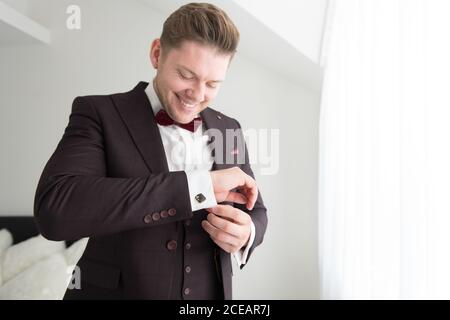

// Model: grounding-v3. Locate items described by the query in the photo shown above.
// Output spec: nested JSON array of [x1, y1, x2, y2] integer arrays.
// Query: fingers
[[242, 185, 258, 211], [211, 167, 259, 209], [206, 205, 251, 226], [201, 220, 240, 248], [224, 191, 247, 205], [206, 212, 241, 238], [214, 239, 237, 254], [202, 206, 252, 253], [236, 168, 258, 210]]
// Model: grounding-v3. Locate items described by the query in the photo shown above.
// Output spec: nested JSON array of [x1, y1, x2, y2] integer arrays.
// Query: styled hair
[[160, 2, 240, 55]]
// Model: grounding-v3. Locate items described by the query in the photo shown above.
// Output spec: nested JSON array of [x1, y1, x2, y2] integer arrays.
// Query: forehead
[[163, 41, 232, 80]]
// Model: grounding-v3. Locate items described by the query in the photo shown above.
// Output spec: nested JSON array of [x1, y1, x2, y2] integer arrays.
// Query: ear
[[150, 39, 162, 69]]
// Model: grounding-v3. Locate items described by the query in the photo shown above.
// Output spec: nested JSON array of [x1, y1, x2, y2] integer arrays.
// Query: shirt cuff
[[185, 170, 217, 212], [233, 221, 256, 266]]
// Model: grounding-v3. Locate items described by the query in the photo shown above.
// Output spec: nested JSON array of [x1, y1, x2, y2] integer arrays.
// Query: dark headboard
[[0, 216, 76, 247]]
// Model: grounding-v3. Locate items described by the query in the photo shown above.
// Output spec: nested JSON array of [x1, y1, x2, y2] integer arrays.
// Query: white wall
[[0, 0, 319, 299], [234, 0, 329, 64], [1, 0, 31, 16]]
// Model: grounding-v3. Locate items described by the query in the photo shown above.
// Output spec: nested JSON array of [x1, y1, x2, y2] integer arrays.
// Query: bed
[[0, 216, 87, 300]]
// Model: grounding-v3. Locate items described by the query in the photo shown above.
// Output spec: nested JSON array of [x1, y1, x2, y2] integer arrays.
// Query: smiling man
[[34, 2, 267, 300]]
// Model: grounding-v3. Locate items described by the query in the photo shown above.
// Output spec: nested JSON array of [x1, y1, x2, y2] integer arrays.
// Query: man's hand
[[210, 167, 258, 210], [201, 205, 252, 254]]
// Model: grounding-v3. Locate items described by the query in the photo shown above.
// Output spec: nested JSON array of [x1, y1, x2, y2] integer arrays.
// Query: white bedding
[[0, 229, 88, 300]]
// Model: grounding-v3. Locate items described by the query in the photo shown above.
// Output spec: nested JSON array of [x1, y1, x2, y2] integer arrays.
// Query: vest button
[[152, 212, 161, 221], [184, 288, 191, 295], [160, 210, 168, 218], [185, 219, 191, 226], [185, 266, 191, 273], [185, 243, 191, 250], [143, 214, 152, 224], [166, 240, 177, 251], [168, 208, 177, 216]]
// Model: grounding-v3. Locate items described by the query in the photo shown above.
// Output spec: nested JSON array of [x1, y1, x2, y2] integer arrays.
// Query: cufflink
[[195, 193, 206, 203]]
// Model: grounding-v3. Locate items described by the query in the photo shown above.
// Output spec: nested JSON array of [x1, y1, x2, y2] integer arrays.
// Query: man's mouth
[[176, 94, 197, 109]]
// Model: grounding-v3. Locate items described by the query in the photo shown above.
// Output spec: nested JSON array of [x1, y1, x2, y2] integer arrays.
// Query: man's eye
[[207, 83, 218, 89], [179, 72, 193, 80]]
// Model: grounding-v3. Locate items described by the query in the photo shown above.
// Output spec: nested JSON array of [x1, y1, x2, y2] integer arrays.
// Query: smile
[[176, 94, 197, 109]]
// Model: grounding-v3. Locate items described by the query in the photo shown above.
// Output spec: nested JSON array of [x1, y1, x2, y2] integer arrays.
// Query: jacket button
[[184, 288, 191, 295], [168, 208, 177, 216], [185, 219, 191, 226], [144, 214, 152, 224], [166, 240, 177, 251], [185, 243, 191, 250], [152, 212, 161, 221], [160, 210, 168, 218], [185, 266, 191, 273]]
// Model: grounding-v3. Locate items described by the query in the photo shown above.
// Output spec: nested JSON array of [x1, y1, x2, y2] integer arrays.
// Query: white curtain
[[319, 0, 450, 299]]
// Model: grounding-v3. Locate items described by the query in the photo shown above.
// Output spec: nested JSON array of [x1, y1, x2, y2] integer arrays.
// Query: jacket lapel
[[112, 81, 169, 174], [112, 81, 232, 174], [200, 107, 229, 171]]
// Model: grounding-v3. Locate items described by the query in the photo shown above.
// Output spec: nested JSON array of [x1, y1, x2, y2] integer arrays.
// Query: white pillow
[[0, 229, 12, 254], [0, 253, 70, 300], [2, 234, 65, 283], [64, 238, 88, 267], [0, 229, 13, 286]]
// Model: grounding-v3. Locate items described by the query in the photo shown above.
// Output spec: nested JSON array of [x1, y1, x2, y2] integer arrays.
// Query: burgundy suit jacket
[[33, 82, 267, 299]]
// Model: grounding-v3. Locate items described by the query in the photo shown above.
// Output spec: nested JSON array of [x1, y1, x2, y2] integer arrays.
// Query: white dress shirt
[[145, 81, 255, 266]]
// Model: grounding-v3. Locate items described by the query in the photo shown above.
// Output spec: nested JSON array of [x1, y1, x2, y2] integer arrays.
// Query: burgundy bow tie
[[154, 109, 202, 133]]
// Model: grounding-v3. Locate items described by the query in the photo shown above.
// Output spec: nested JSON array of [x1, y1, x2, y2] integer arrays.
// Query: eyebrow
[[178, 66, 223, 83]]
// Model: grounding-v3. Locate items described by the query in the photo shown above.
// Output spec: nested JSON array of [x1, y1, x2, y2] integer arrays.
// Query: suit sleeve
[[233, 120, 268, 269], [34, 96, 193, 241]]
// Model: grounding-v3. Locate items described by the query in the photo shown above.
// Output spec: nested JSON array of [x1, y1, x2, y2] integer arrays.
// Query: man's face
[[150, 39, 232, 124]]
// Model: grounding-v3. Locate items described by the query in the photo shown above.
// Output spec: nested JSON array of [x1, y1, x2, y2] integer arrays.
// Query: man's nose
[[186, 83, 205, 102]]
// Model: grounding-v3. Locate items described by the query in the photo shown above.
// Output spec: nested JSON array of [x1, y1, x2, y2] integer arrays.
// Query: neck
[[152, 78, 167, 113]]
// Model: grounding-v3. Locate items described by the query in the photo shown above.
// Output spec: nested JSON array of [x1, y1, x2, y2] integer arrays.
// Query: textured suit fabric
[[34, 82, 267, 299]]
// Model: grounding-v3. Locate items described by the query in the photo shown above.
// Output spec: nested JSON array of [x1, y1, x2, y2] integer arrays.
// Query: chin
[[165, 107, 191, 124], [170, 99, 199, 122]]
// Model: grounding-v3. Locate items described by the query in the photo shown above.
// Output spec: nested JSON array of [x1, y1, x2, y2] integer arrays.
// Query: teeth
[[178, 95, 196, 108]]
